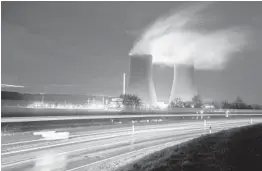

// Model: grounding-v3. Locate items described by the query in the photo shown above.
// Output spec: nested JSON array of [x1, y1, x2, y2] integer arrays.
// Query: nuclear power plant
[[127, 54, 157, 105], [169, 63, 196, 103]]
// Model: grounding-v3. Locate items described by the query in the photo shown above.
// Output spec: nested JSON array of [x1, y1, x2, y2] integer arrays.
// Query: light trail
[[2, 118, 251, 147], [65, 123, 250, 171], [2, 118, 260, 171], [2, 113, 262, 123], [2, 124, 205, 155]]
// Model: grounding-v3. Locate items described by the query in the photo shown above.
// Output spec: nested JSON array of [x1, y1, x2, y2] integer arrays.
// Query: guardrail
[[2, 106, 262, 117], [2, 113, 262, 123]]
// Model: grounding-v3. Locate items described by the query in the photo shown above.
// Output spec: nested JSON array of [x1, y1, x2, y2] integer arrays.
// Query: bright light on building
[[156, 102, 168, 109], [27, 102, 106, 110], [203, 104, 215, 109], [87, 104, 105, 110]]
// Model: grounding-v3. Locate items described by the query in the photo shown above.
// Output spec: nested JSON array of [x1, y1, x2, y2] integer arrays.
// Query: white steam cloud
[[130, 3, 249, 70]]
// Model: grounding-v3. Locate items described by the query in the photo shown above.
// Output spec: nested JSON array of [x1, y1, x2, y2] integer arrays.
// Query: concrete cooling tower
[[169, 63, 197, 103], [127, 54, 157, 105]]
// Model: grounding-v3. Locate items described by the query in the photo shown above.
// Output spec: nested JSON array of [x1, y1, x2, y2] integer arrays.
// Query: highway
[[2, 105, 262, 118], [3, 113, 262, 123], [2, 117, 262, 171]]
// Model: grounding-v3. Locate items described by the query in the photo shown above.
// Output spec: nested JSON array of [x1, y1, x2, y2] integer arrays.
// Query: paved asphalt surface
[[2, 117, 262, 171]]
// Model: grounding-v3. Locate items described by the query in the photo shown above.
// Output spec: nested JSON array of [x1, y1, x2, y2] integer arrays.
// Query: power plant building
[[127, 54, 157, 105], [169, 63, 196, 103]]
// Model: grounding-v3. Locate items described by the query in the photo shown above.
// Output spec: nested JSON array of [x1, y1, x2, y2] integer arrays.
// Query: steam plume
[[130, 3, 249, 70]]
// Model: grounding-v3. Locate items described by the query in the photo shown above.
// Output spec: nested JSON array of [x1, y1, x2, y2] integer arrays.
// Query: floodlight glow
[[26, 102, 107, 110], [156, 102, 168, 109]]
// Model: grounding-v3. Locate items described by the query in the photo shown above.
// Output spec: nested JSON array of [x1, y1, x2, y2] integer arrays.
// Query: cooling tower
[[127, 54, 157, 105], [169, 63, 196, 103]]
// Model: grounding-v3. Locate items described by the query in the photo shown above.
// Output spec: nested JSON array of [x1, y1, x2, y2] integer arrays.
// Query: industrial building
[[169, 62, 197, 103], [127, 54, 157, 105]]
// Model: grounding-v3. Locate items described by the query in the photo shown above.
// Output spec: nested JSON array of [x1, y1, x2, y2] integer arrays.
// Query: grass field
[[117, 123, 262, 171]]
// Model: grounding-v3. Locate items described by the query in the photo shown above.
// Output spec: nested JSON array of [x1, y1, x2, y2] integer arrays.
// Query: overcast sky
[[2, 2, 262, 104]]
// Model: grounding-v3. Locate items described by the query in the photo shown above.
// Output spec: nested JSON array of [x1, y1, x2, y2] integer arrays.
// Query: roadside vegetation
[[169, 95, 259, 110], [117, 123, 262, 171], [2, 91, 262, 110], [120, 94, 142, 110]]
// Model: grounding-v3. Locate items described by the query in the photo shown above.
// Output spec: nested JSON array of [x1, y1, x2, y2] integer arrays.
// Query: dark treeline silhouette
[[2, 91, 262, 110], [120, 94, 142, 109], [220, 96, 262, 109], [169, 95, 262, 110], [169, 95, 204, 109], [2, 91, 41, 101]]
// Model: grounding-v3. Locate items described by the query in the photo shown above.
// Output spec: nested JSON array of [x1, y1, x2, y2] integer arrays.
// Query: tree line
[[169, 95, 262, 110], [120, 93, 262, 110], [2, 91, 262, 110]]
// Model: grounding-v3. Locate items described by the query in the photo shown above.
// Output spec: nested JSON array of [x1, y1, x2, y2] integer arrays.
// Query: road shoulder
[[117, 123, 262, 171]]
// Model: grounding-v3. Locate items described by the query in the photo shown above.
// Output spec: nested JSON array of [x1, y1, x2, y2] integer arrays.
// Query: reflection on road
[[2, 118, 262, 171], [31, 150, 68, 171], [33, 131, 70, 141]]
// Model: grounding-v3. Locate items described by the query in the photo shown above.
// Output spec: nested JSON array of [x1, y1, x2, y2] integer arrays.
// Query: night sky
[[2, 2, 262, 104]]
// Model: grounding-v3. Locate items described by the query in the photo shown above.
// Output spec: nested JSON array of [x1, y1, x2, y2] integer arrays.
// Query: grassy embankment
[[118, 123, 262, 171]]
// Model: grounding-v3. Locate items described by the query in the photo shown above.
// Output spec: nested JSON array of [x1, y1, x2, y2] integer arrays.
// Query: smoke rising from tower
[[127, 55, 157, 105], [130, 3, 248, 70], [129, 3, 249, 102]]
